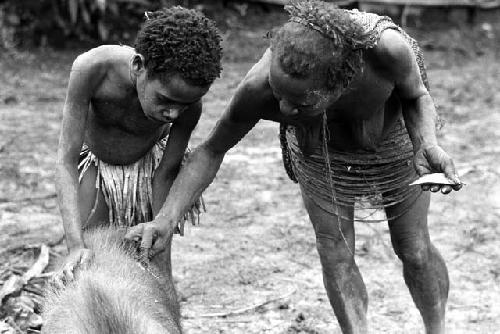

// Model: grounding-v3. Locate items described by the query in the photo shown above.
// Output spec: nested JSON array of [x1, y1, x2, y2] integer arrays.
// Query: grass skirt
[[78, 140, 204, 229]]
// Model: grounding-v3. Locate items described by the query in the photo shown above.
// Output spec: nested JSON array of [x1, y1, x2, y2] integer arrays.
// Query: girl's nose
[[163, 107, 181, 120], [279, 100, 299, 116]]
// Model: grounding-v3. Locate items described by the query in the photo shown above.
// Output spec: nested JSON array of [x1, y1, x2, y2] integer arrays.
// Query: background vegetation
[[0, 0, 196, 48]]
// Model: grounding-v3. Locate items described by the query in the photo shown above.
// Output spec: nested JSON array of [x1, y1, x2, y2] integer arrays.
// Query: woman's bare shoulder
[[242, 48, 272, 88]]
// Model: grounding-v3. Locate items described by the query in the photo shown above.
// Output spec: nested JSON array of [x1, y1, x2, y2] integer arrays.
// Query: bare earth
[[1, 12, 499, 334]]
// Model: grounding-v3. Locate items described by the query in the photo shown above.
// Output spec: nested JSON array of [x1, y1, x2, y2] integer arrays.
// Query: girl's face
[[136, 71, 209, 123]]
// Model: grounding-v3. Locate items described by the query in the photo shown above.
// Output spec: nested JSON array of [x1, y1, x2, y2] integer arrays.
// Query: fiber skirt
[[284, 119, 421, 221]]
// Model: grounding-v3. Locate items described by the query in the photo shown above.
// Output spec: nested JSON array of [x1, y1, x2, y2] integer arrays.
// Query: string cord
[[321, 111, 353, 256]]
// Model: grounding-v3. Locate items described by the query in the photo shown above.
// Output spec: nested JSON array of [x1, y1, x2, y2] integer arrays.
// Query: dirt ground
[[1, 6, 500, 334]]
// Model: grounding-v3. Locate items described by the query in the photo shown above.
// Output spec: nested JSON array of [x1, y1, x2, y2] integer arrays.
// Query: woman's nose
[[279, 100, 299, 116]]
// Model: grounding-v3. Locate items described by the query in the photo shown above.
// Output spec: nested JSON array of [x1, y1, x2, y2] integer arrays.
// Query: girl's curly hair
[[134, 7, 222, 86], [271, 0, 376, 92]]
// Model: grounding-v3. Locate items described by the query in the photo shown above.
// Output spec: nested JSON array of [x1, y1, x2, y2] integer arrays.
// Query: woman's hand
[[125, 218, 177, 259], [413, 144, 463, 194]]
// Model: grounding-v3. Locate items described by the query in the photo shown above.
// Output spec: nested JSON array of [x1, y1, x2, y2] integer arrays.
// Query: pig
[[42, 227, 181, 334]]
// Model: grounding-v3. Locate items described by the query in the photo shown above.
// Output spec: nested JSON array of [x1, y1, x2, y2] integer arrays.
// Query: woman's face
[[269, 55, 339, 121]]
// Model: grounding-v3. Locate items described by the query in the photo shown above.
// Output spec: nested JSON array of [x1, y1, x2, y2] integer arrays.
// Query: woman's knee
[[316, 234, 355, 267], [394, 239, 431, 269]]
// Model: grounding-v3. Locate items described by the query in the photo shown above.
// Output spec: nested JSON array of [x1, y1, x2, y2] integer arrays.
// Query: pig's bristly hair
[[42, 228, 179, 334]]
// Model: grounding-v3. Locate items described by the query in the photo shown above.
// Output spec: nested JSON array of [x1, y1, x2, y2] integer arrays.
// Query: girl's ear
[[131, 54, 146, 74]]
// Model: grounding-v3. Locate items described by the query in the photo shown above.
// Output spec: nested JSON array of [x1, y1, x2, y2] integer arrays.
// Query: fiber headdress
[[284, 0, 380, 91], [285, 0, 379, 49]]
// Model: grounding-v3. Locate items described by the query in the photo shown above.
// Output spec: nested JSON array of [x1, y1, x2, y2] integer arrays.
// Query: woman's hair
[[134, 6, 223, 86], [270, 0, 372, 91]]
